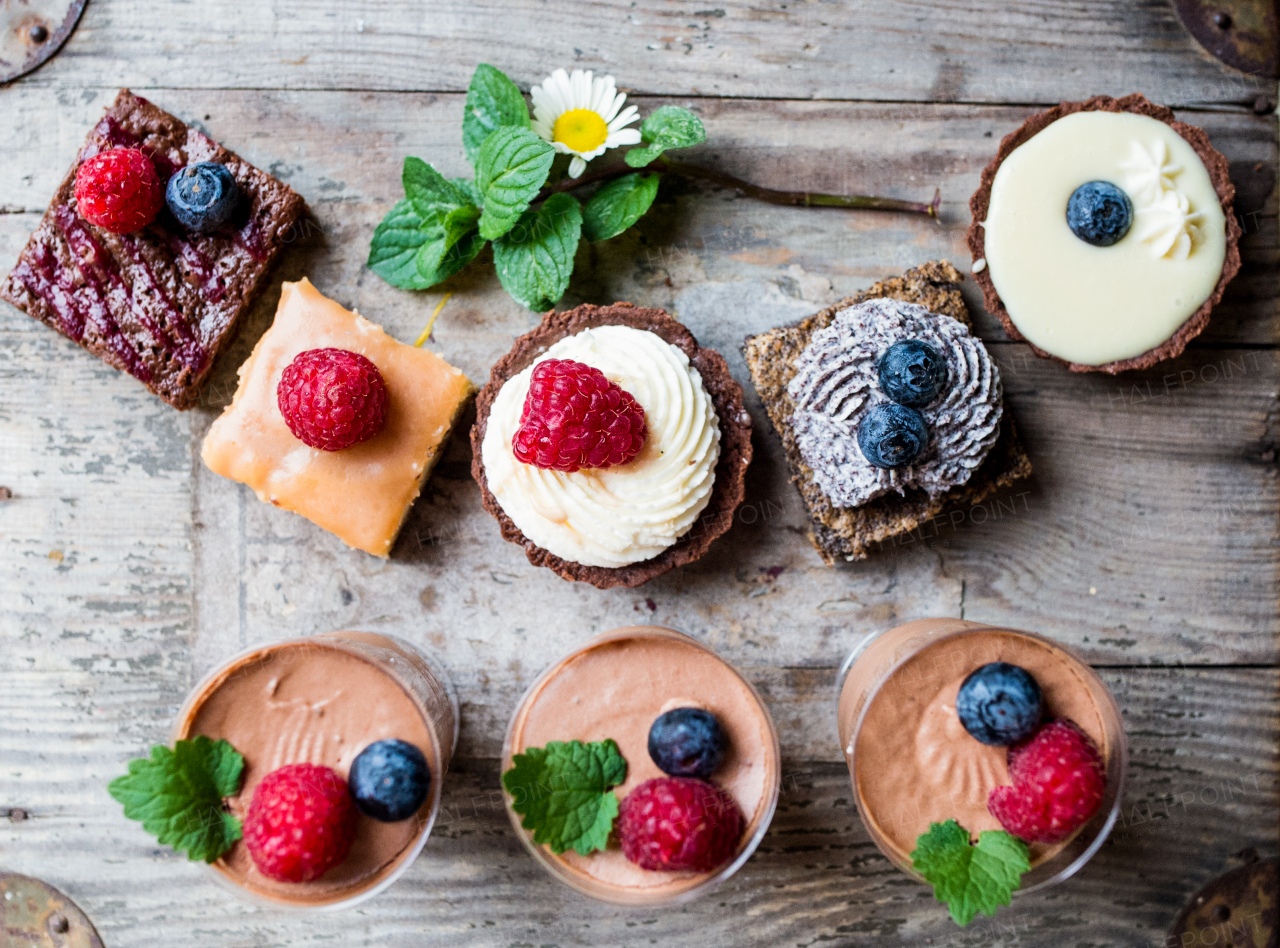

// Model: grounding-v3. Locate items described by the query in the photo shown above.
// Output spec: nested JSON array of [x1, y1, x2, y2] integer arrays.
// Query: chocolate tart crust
[[967, 93, 1242, 374], [470, 303, 752, 589], [743, 260, 1032, 564]]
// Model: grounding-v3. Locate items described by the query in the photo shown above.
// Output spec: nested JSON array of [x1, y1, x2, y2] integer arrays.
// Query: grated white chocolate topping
[[786, 298, 1003, 508], [481, 325, 721, 568]]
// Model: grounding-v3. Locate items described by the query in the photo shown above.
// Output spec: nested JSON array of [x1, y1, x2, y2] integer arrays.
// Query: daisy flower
[[531, 68, 641, 178]]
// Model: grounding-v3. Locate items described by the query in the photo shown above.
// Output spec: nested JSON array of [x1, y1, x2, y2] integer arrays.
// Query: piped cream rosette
[[481, 325, 721, 568]]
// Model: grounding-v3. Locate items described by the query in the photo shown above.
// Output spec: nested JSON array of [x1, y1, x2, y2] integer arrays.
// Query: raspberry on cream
[[480, 325, 721, 569]]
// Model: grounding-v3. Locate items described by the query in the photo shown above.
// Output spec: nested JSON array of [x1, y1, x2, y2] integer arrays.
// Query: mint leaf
[[108, 736, 245, 863], [492, 192, 581, 311], [418, 227, 485, 286], [911, 820, 1031, 927], [476, 127, 555, 241], [403, 157, 472, 226], [582, 173, 660, 242], [450, 177, 482, 205], [367, 199, 439, 290], [502, 739, 627, 855], [463, 63, 531, 163], [625, 106, 706, 168]]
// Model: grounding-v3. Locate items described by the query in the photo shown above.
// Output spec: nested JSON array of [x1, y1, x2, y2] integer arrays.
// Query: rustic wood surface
[[0, 3, 1277, 947]]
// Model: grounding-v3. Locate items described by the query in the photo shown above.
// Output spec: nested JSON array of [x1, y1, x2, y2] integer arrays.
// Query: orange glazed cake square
[[202, 278, 474, 556]]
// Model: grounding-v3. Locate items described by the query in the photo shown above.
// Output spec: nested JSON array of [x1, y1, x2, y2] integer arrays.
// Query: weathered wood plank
[[13, 0, 1276, 110], [1, 667, 1274, 946]]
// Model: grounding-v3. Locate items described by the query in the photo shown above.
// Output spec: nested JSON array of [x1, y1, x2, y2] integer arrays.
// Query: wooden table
[[1, 3, 1277, 945]]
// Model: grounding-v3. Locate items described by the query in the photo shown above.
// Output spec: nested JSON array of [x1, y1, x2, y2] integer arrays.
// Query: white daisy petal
[[609, 127, 642, 147], [569, 155, 588, 177], [593, 77, 617, 117], [607, 105, 639, 131], [602, 89, 627, 123]]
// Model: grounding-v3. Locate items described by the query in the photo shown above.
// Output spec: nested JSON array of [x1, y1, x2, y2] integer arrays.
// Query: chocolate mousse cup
[[173, 631, 458, 911], [502, 626, 781, 905], [836, 618, 1126, 893]]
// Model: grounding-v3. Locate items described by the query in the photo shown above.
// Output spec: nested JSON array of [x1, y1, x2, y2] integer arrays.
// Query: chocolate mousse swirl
[[786, 298, 1002, 508]]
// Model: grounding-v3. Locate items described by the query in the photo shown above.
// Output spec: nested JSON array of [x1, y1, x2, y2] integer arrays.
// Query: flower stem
[[542, 157, 941, 219]]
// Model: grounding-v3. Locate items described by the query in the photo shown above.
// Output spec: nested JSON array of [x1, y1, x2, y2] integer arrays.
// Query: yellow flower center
[[553, 109, 609, 153]]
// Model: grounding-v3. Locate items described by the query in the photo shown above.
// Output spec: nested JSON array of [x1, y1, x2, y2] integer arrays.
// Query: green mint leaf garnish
[[367, 199, 439, 290], [449, 177, 483, 206], [582, 172, 660, 242], [502, 738, 627, 855], [625, 106, 706, 168], [418, 227, 486, 286], [492, 192, 581, 311], [108, 736, 245, 863], [368, 198, 485, 291], [403, 157, 474, 229], [476, 127, 556, 241], [911, 820, 1031, 927], [462, 63, 531, 164]]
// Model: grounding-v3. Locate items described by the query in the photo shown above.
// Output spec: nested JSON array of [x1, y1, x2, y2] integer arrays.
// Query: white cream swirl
[[786, 299, 1002, 508], [481, 325, 721, 568]]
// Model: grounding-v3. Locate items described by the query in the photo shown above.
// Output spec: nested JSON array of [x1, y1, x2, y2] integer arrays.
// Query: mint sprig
[[911, 820, 1031, 926], [502, 739, 627, 856], [625, 106, 706, 168], [108, 736, 245, 863], [463, 63, 532, 162], [494, 192, 582, 311], [366, 66, 712, 310], [476, 128, 556, 241], [583, 172, 660, 242]]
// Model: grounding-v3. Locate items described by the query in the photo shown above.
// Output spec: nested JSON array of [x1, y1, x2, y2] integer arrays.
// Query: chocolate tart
[[743, 261, 1031, 564], [967, 93, 1241, 374], [471, 302, 752, 589], [0, 89, 306, 409]]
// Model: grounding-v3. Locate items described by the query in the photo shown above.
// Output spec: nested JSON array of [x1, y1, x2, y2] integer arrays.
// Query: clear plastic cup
[[835, 617, 1127, 894], [172, 630, 458, 911], [501, 625, 781, 905]]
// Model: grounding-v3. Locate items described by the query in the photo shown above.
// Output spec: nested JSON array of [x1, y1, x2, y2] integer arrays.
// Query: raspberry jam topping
[[73, 147, 165, 234], [512, 359, 646, 473], [277, 348, 389, 452]]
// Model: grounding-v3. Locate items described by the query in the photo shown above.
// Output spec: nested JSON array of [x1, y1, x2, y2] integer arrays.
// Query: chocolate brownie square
[[0, 89, 306, 409]]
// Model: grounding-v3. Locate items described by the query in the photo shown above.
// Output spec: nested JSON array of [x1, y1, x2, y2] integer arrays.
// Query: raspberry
[[617, 776, 744, 872], [987, 719, 1106, 844], [243, 763, 357, 883], [277, 348, 389, 451], [512, 359, 646, 473], [73, 148, 165, 234]]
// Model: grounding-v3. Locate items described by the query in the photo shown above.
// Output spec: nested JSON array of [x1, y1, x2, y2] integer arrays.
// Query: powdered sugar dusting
[[786, 298, 1003, 507]]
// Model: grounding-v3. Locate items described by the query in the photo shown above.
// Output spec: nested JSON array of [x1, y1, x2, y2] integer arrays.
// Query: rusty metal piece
[[1168, 859, 1279, 948], [0, 0, 89, 85], [1174, 0, 1280, 77], [0, 873, 105, 948]]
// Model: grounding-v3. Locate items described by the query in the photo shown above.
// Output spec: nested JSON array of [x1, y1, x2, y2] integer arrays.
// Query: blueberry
[[648, 708, 729, 779], [878, 340, 949, 408], [348, 739, 431, 822], [1066, 181, 1133, 247], [856, 403, 928, 469], [165, 161, 240, 233], [955, 662, 1044, 746]]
